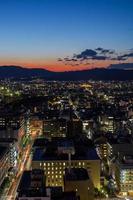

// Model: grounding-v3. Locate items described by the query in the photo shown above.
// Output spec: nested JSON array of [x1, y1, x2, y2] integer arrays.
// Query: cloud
[[57, 47, 133, 67], [74, 49, 97, 59], [120, 52, 133, 58], [95, 47, 115, 54], [95, 47, 103, 51], [113, 56, 127, 61], [58, 58, 63, 62], [92, 55, 108, 60], [114, 52, 133, 61], [70, 63, 80, 66], [64, 58, 78, 62], [84, 62, 91, 65]]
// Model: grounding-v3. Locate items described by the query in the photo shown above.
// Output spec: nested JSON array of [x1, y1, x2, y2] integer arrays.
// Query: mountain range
[[0, 63, 133, 81]]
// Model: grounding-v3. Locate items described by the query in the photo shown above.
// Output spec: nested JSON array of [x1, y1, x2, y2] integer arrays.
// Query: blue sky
[[0, 0, 132, 71]]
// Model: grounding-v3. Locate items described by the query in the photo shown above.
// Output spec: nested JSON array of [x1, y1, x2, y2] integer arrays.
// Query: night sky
[[0, 0, 133, 71]]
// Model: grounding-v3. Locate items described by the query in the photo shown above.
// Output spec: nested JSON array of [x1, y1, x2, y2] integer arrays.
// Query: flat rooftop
[[17, 169, 46, 197], [32, 146, 99, 161]]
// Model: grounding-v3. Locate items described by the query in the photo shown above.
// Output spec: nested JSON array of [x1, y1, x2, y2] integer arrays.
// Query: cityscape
[[0, 0, 133, 200], [0, 79, 133, 200]]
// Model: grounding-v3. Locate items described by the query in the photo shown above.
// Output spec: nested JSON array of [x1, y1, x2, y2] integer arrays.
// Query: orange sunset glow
[[0, 57, 129, 72]]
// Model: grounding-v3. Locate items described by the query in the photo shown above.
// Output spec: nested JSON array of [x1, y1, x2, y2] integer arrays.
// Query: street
[[2, 140, 33, 200]]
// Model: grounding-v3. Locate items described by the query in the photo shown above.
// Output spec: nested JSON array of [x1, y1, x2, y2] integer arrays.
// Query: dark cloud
[[121, 53, 133, 58], [95, 47, 115, 54], [84, 62, 91, 65], [114, 52, 133, 61], [114, 56, 127, 61], [64, 57, 70, 61], [109, 50, 115, 54], [101, 49, 111, 54], [57, 47, 133, 67], [70, 63, 79, 66], [96, 47, 115, 55], [92, 55, 108, 60], [64, 58, 78, 62], [95, 47, 103, 51], [74, 49, 97, 59], [58, 58, 63, 62]]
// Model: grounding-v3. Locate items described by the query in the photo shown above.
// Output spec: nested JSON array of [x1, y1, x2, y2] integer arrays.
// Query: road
[[4, 141, 33, 200]]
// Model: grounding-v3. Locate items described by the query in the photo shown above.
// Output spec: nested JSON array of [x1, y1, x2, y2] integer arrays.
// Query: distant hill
[[0, 65, 53, 78], [0, 65, 133, 81], [108, 63, 133, 70]]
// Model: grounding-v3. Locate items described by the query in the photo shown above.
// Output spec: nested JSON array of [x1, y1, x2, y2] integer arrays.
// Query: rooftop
[[32, 145, 99, 161], [17, 169, 46, 197]]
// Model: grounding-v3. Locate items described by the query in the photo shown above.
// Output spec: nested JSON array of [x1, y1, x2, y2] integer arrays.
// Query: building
[[114, 153, 133, 196], [17, 169, 51, 200], [32, 138, 100, 189], [94, 136, 108, 159], [0, 113, 28, 143], [43, 119, 67, 138], [17, 169, 79, 200], [30, 115, 43, 136], [64, 168, 94, 200], [98, 115, 115, 133], [0, 146, 10, 187], [67, 119, 83, 138], [0, 138, 18, 169]]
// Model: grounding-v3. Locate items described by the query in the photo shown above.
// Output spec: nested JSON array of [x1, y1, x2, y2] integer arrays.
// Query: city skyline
[[0, 0, 133, 71]]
